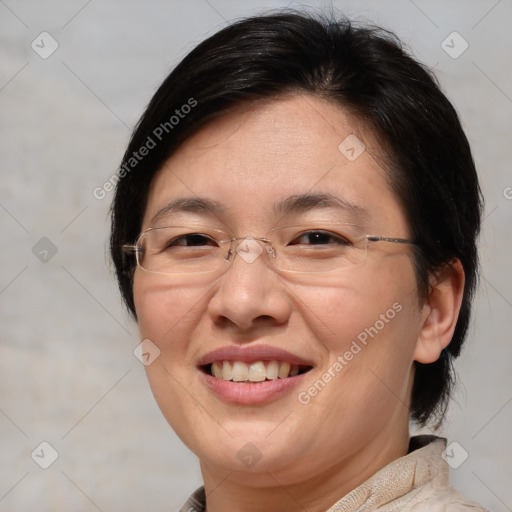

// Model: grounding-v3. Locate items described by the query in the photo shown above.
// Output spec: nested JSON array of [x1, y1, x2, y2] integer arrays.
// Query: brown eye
[[166, 234, 217, 248], [290, 231, 351, 246]]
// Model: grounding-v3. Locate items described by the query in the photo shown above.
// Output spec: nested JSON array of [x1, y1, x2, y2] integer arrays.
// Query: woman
[[110, 10, 486, 511]]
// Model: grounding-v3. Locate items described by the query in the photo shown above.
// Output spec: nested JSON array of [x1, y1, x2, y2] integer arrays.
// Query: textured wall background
[[1, 1, 511, 510]]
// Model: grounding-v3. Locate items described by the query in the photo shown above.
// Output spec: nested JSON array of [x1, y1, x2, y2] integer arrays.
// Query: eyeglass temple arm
[[121, 244, 141, 272], [122, 244, 137, 253], [367, 236, 414, 245]]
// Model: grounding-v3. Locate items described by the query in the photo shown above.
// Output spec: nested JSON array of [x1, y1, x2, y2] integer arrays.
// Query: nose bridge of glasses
[[229, 236, 275, 265]]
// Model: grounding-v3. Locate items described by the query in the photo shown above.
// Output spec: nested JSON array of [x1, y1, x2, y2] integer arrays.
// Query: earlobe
[[414, 259, 465, 364]]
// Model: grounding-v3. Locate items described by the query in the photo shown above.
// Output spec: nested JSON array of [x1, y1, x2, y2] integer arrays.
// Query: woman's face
[[133, 94, 425, 486]]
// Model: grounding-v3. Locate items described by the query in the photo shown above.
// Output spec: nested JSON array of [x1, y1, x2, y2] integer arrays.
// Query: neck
[[200, 425, 410, 512]]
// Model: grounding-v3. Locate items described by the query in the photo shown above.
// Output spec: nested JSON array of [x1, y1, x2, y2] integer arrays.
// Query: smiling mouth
[[202, 360, 313, 383]]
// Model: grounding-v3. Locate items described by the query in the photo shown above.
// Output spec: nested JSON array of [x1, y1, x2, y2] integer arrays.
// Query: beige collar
[[326, 435, 448, 511]]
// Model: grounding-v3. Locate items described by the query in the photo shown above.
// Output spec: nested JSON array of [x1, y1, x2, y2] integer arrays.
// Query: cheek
[[295, 259, 422, 411], [133, 275, 208, 437], [294, 260, 419, 346], [133, 275, 207, 361], [293, 267, 421, 436]]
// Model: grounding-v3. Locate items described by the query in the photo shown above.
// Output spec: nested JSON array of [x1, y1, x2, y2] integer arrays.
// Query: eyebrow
[[274, 193, 368, 220], [150, 193, 368, 225], [150, 197, 227, 225]]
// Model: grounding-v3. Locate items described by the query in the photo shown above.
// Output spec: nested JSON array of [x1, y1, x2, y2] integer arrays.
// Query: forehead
[[143, 94, 407, 233]]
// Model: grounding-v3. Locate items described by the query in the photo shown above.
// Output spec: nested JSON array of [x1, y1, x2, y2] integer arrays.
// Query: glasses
[[122, 223, 415, 277]]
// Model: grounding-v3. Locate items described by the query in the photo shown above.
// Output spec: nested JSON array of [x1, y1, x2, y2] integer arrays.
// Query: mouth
[[202, 360, 313, 383], [197, 345, 315, 404]]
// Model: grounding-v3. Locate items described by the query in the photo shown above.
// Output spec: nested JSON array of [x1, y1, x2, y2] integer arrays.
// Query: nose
[[207, 237, 292, 333]]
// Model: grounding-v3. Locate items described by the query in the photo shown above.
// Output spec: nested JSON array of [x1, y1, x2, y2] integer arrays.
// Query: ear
[[414, 259, 465, 364]]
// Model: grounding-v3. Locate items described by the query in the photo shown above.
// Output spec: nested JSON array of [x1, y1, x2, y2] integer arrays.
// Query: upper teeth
[[211, 360, 301, 382]]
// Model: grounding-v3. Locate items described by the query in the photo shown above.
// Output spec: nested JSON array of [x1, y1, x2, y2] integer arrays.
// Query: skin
[[133, 94, 464, 512]]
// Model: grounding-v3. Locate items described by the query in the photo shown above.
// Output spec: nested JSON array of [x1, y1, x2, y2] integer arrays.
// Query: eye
[[165, 233, 218, 248], [289, 230, 351, 246]]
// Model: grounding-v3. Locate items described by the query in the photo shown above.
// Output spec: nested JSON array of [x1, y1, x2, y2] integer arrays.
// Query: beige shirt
[[179, 436, 488, 511]]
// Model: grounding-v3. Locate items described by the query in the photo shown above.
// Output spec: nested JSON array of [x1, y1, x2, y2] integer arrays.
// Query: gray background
[[1, 0, 511, 510]]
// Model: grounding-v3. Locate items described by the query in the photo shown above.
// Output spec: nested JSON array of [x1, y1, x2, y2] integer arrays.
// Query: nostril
[[256, 314, 274, 322]]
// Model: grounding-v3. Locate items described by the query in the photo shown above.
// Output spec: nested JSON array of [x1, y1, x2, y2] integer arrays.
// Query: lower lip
[[201, 371, 309, 405]]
